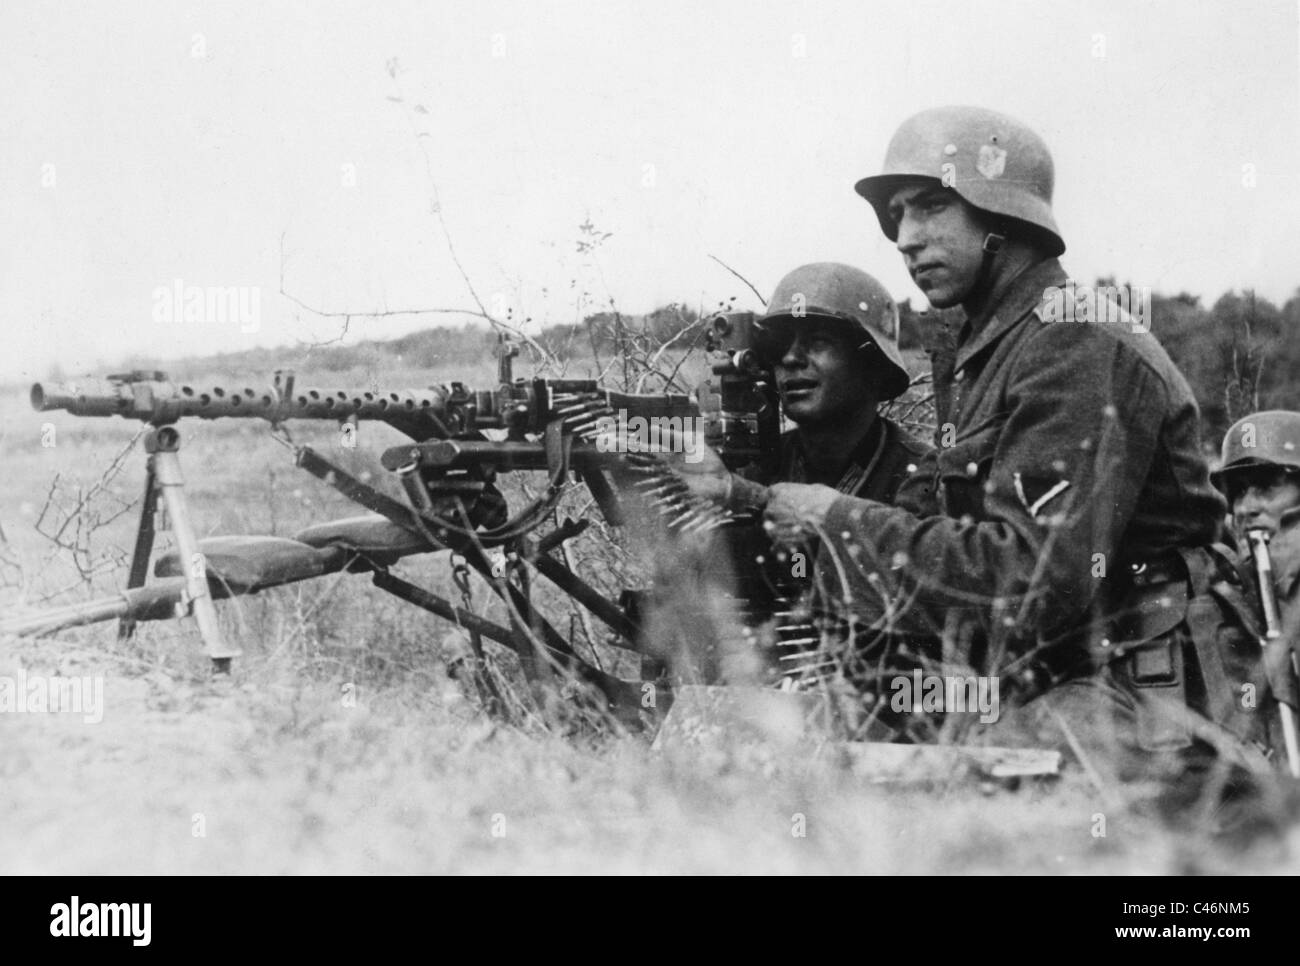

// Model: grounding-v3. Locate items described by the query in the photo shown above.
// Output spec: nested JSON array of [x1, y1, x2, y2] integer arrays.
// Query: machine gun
[[9, 321, 782, 723]]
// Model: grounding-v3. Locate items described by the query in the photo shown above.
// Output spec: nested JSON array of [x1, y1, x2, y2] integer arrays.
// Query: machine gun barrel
[[32, 375, 454, 424], [30, 367, 710, 454]]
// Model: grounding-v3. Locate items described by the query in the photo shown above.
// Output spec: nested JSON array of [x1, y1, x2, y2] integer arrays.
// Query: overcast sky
[[3, 0, 1298, 381]]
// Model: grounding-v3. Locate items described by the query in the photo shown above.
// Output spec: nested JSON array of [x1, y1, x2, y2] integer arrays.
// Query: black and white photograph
[[2, 0, 1299, 900]]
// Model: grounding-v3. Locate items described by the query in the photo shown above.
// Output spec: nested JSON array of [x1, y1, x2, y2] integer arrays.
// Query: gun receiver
[[696, 311, 781, 479]]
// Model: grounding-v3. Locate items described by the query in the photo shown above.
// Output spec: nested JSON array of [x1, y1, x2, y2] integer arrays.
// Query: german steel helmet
[[1211, 411, 1300, 491], [756, 262, 911, 400], [855, 105, 1065, 257]]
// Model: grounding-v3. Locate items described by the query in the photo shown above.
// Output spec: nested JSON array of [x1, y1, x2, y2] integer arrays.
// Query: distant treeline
[[92, 282, 1299, 448]]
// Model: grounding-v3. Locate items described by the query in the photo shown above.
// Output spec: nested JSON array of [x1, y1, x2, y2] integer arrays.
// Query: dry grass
[[3, 363, 1299, 874]]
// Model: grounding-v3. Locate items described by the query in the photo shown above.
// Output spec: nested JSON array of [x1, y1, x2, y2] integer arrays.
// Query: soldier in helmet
[[674, 261, 934, 513], [666, 262, 935, 705], [754, 106, 1279, 811], [753, 262, 932, 509], [1214, 411, 1300, 629]]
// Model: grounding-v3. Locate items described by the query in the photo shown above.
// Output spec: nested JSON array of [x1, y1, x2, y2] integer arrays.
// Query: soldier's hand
[[1269, 506, 1300, 589], [659, 435, 731, 504], [595, 425, 732, 504], [763, 482, 840, 546]]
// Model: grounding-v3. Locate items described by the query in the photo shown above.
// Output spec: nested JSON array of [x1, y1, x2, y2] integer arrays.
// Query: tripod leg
[[117, 463, 159, 641], [148, 431, 241, 669]]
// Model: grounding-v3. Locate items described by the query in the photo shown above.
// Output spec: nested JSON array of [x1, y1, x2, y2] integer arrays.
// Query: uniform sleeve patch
[[1014, 472, 1071, 519]]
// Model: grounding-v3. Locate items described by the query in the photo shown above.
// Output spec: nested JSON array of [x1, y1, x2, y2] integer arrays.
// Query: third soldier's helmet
[[1211, 411, 1300, 494], [854, 105, 1065, 256], [755, 262, 911, 400]]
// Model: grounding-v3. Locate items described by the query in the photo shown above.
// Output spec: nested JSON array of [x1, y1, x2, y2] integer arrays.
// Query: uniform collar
[[835, 417, 891, 495], [788, 416, 886, 490], [955, 258, 1067, 374]]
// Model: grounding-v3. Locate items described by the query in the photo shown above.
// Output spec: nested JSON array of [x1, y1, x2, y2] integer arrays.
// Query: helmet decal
[[977, 144, 1007, 179]]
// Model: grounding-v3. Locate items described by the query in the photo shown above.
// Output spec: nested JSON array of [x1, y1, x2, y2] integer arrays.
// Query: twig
[[708, 254, 766, 307], [642, 314, 706, 391], [278, 233, 558, 365]]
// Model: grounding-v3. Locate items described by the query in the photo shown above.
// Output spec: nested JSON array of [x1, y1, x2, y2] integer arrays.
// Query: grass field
[[3, 357, 1299, 874]]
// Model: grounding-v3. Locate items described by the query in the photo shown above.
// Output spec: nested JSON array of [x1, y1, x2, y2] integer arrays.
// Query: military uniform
[[725, 380, 935, 604], [731, 413, 934, 613], [825, 106, 1286, 800], [718, 415, 935, 729], [776, 416, 934, 513], [713, 262, 937, 701], [821, 258, 1223, 623], [812, 257, 1277, 791]]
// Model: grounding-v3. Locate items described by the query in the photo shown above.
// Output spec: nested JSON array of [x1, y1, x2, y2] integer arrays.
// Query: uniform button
[[953, 370, 965, 383]]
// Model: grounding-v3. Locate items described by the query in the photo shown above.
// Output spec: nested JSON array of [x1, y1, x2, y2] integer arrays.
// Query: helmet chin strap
[[979, 229, 1005, 284], [966, 226, 1007, 314]]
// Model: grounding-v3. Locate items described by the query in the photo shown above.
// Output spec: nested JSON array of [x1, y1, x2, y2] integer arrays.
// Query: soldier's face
[[774, 323, 878, 427], [1231, 469, 1300, 540], [887, 184, 991, 308]]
